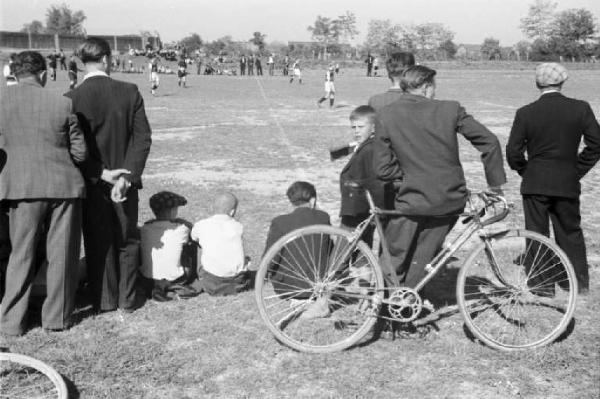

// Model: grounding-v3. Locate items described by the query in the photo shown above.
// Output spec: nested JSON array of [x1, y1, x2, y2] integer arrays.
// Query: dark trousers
[[240, 65, 246, 75], [522, 194, 588, 289], [0, 199, 81, 335], [0, 203, 9, 301], [384, 215, 458, 289], [82, 183, 140, 311]]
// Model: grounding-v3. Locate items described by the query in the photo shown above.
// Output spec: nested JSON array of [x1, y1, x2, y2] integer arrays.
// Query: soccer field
[[5, 66, 600, 398]]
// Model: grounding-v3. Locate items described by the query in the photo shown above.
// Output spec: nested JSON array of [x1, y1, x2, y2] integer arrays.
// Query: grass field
[[2, 65, 600, 398]]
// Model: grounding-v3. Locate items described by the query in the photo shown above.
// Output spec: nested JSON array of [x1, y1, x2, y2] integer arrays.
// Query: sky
[[1, 0, 599, 46]]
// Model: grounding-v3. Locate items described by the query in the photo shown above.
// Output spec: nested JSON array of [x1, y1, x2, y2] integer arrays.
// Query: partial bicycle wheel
[[0, 352, 68, 399], [255, 225, 384, 353], [457, 229, 577, 351]]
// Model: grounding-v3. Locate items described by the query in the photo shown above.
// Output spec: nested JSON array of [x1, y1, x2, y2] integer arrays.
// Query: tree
[[249, 31, 266, 51], [179, 33, 203, 52], [205, 36, 233, 55], [530, 38, 556, 61], [439, 39, 458, 60], [45, 3, 86, 35], [410, 23, 455, 60], [331, 11, 359, 43], [552, 8, 596, 41], [307, 15, 335, 58], [481, 37, 501, 60], [364, 19, 402, 55], [515, 40, 532, 61], [520, 0, 557, 40], [21, 20, 45, 34]]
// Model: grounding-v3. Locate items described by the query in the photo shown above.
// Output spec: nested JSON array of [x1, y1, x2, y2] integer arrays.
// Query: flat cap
[[149, 191, 187, 213], [535, 62, 568, 86]]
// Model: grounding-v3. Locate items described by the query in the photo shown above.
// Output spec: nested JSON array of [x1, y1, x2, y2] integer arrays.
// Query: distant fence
[[0, 31, 160, 53]]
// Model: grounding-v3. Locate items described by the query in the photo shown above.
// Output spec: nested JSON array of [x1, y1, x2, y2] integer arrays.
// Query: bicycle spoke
[[256, 225, 384, 353], [458, 231, 577, 350]]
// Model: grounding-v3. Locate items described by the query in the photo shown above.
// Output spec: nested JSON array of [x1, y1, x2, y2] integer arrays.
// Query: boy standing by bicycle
[[330, 105, 390, 247]]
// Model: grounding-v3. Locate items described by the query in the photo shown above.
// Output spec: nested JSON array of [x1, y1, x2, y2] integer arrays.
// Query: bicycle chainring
[[386, 288, 422, 322]]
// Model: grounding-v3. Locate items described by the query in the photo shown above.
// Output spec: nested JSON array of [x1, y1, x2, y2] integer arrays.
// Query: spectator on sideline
[[373, 65, 506, 291], [330, 105, 390, 248], [368, 52, 415, 111], [67, 37, 152, 313], [263, 182, 331, 318], [140, 191, 198, 302], [0, 51, 87, 335], [191, 192, 253, 296], [506, 63, 600, 295]]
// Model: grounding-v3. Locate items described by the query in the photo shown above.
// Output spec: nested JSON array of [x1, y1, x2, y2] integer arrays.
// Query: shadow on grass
[[63, 374, 81, 399]]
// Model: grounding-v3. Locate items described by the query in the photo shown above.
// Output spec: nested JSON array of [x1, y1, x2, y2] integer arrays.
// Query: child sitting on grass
[[140, 191, 199, 302], [263, 181, 331, 319], [191, 192, 253, 296]]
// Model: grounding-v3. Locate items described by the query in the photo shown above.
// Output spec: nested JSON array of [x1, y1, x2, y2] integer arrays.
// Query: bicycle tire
[[255, 225, 384, 353], [457, 229, 577, 351], [0, 352, 68, 399]]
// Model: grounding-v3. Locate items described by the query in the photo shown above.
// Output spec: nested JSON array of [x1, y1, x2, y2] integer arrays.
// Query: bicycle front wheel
[[457, 229, 577, 351], [0, 352, 68, 399], [255, 225, 384, 353]]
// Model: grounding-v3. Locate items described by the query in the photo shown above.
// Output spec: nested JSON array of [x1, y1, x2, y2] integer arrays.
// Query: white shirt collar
[[540, 89, 560, 96], [82, 70, 109, 83]]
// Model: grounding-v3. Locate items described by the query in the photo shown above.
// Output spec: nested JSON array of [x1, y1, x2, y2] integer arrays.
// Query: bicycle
[[0, 348, 68, 399], [255, 188, 578, 353]]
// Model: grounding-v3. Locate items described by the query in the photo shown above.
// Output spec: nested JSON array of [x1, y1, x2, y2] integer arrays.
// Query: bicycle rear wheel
[[255, 225, 384, 353], [457, 229, 577, 351], [0, 352, 68, 399]]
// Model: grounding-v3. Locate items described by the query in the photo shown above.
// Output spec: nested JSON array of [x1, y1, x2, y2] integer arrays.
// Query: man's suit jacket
[[0, 80, 86, 200], [373, 93, 507, 216], [506, 92, 600, 198], [66, 75, 152, 188], [367, 88, 403, 111], [264, 207, 331, 298], [339, 136, 389, 216]]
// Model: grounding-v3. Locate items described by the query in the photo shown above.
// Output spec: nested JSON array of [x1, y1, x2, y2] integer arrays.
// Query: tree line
[[18, 1, 599, 62]]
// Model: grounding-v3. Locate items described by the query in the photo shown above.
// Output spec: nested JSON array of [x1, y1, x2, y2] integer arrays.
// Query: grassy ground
[[1, 66, 599, 398]]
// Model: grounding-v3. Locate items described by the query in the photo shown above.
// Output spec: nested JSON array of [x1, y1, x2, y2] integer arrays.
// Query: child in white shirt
[[191, 192, 253, 296]]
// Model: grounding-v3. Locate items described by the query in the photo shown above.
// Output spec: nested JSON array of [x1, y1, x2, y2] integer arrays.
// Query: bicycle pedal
[[424, 263, 434, 273], [423, 299, 435, 312]]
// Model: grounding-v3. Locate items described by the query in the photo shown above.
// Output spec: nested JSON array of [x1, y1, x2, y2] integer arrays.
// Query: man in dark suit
[[373, 65, 506, 289], [263, 182, 330, 308], [506, 63, 600, 294], [0, 51, 87, 335], [67, 37, 152, 313], [368, 52, 415, 111]]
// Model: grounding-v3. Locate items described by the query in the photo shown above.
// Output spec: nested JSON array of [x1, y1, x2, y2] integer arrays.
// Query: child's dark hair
[[349, 105, 376, 124], [386, 52, 415, 79], [286, 181, 316, 206]]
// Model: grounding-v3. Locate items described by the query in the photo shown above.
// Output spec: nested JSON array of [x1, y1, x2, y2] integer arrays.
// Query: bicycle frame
[[334, 187, 512, 295]]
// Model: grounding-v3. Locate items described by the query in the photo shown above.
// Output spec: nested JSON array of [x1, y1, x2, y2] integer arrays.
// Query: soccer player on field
[[317, 63, 335, 108], [289, 59, 302, 84], [150, 55, 160, 95], [177, 56, 188, 87]]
